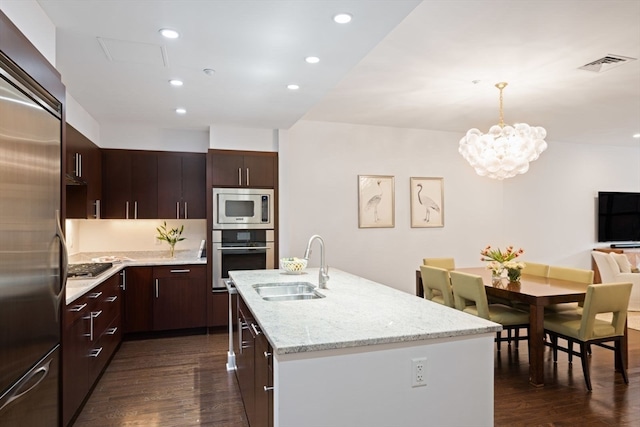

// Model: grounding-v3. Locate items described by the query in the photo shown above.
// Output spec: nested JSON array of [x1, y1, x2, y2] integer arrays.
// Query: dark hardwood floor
[[73, 329, 640, 426]]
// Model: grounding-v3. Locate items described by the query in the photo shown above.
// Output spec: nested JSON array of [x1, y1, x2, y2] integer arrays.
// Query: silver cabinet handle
[[88, 291, 102, 299], [89, 348, 103, 358], [184, 202, 188, 219], [125, 201, 129, 219], [69, 303, 87, 312], [94, 199, 101, 219], [120, 270, 126, 291], [155, 278, 159, 298], [78, 153, 82, 177], [170, 269, 190, 273], [246, 168, 249, 186], [250, 323, 261, 336], [106, 327, 118, 335], [91, 310, 102, 319], [264, 351, 271, 359], [176, 201, 180, 219], [264, 386, 274, 392], [238, 168, 242, 186], [134, 201, 138, 219], [105, 296, 118, 303]]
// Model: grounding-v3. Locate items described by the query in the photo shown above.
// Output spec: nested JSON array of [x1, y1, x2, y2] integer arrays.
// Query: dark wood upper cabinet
[[157, 152, 206, 219], [65, 124, 101, 219], [102, 149, 157, 219], [210, 150, 276, 188]]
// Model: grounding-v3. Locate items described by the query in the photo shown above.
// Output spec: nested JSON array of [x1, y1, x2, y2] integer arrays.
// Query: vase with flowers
[[481, 245, 525, 284], [156, 221, 185, 258]]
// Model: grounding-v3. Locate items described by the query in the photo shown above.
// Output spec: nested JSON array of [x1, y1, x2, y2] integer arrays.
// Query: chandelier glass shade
[[458, 82, 548, 180]]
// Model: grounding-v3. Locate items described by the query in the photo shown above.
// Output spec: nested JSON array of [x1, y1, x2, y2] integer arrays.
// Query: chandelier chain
[[496, 82, 507, 128]]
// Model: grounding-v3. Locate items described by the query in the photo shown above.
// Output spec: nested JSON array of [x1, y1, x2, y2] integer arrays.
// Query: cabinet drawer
[[88, 315, 121, 384], [153, 264, 205, 279], [65, 295, 90, 325]]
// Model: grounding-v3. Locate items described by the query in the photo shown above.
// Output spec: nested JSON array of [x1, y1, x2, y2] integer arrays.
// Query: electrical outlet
[[411, 357, 427, 387]]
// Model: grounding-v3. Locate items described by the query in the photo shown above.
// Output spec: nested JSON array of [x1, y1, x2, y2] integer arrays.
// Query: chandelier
[[458, 82, 547, 180]]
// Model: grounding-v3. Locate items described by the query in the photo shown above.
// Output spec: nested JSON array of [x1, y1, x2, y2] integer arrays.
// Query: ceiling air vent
[[578, 54, 636, 72]]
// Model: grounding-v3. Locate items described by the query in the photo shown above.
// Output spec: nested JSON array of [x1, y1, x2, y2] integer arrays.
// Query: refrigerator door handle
[[55, 210, 68, 302], [0, 360, 51, 412]]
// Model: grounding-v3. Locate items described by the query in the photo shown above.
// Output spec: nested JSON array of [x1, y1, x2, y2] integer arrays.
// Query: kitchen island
[[230, 268, 502, 427]]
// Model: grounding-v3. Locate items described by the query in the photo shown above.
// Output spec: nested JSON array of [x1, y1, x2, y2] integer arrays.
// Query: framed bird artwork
[[358, 175, 395, 228], [410, 177, 444, 228]]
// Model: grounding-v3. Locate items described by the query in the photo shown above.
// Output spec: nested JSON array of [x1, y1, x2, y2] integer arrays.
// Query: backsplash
[[65, 219, 207, 255]]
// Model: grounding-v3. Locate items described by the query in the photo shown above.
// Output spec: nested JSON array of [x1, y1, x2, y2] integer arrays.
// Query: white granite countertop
[[230, 268, 502, 355], [65, 250, 206, 304]]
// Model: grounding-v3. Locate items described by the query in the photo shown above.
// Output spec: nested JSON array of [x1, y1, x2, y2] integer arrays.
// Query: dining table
[[415, 267, 629, 387]]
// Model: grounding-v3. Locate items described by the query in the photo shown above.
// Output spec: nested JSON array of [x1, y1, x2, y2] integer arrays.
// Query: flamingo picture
[[365, 180, 383, 222], [416, 183, 440, 222]]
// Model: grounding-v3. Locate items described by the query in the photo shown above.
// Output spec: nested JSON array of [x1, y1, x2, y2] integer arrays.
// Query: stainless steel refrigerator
[[0, 54, 66, 426]]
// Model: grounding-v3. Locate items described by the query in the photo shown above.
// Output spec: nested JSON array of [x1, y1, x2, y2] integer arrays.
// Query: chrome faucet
[[304, 234, 329, 289]]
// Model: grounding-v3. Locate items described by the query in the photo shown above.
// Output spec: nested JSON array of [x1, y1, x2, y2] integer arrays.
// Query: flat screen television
[[597, 191, 640, 242]]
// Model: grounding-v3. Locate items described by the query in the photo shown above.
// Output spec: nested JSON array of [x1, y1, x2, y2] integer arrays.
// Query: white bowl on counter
[[280, 257, 308, 274]]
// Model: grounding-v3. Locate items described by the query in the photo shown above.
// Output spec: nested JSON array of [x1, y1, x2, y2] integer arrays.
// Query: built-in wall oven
[[212, 229, 274, 290]]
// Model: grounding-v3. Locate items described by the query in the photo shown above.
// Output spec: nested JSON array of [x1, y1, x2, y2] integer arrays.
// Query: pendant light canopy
[[458, 82, 548, 180]]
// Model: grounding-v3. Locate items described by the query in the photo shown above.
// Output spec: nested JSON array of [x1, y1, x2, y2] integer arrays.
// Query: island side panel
[[273, 334, 495, 427]]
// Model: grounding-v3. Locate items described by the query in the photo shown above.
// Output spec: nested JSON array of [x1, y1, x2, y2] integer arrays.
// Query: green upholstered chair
[[544, 282, 632, 391], [420, 265, 454, 308], [422, 257, 456, 271], [546, 266, 594, 313], [450, 271, 529, 351], [521, 262, 549, 277]]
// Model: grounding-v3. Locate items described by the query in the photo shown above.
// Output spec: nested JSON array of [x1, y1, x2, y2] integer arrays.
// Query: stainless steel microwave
[[213, 188, 274, 229]]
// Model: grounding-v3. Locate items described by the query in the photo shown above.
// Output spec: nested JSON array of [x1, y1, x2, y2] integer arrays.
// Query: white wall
[[0, 0, 55, 66], [503, 141, 640, 267], [100, 122, 209, 152], [209, 125, 278, 152], [280, 120, 640, 295]]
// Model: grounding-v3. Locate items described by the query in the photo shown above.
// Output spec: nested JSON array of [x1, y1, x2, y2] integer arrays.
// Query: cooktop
[[67, 262, 113, 279]]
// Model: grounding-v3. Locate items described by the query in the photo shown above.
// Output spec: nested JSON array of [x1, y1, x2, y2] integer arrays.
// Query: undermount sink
[[253, 282, 325, 301]]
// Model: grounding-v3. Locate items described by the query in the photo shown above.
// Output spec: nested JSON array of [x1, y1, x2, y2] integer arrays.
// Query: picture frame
[[358, 175, 395, 228], [410, 177, 444, 228]]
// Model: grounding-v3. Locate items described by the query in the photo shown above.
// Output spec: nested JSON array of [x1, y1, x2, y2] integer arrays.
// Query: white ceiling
[[37, 0, 640, 147]]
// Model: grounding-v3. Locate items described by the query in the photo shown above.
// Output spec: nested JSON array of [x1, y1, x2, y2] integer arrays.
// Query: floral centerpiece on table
[[480, 245, 525, 282], [156, 221, 185, 258]]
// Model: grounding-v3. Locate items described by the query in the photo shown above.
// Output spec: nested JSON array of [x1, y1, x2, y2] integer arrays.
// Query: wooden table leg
[[615, 322, 628, 371], [528, 303, 545, 387]]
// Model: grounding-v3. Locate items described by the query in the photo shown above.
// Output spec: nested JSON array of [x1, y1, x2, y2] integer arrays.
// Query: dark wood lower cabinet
[[64, 264, 208, 425], [153, 265, 207, 330], [122, 267, 154, 333], [62, 273, 122, 426], [236, 294, 273, 427]]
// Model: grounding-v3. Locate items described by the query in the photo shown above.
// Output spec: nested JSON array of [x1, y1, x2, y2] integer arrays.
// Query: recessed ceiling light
[[305, 56, 320, 64], [333, 13, 352, 24], [633, 133, 640, 138], [169, 79, 183, 86], [287, 84, 300, 90], [203, 68, 216, 76], [159, 28, 180, 39], [175, 108, 186, 114]]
